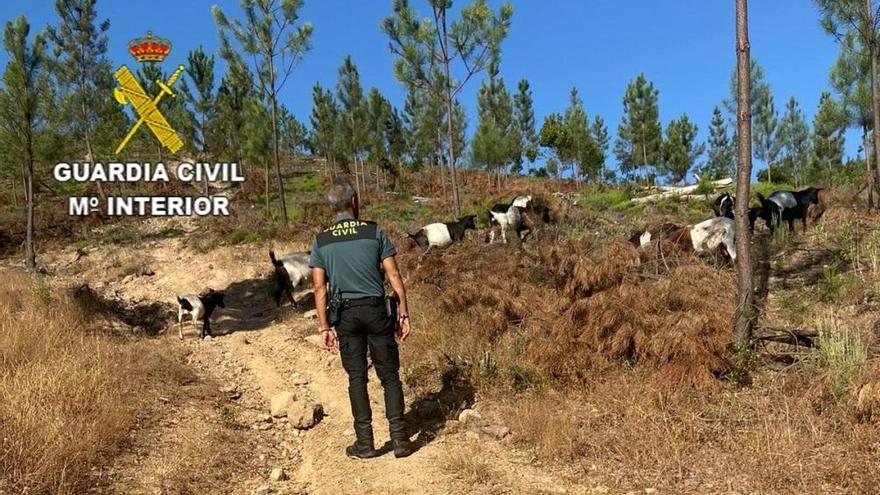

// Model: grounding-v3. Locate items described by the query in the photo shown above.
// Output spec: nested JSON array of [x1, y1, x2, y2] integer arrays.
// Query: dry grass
[[440, 447, 499, 485], [0, 272, 193, 494], [498, 374, 880, 494], [395, 187, 880, 493]]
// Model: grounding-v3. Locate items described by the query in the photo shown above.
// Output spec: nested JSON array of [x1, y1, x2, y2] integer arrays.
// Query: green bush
[[579, 187, 632, 211]]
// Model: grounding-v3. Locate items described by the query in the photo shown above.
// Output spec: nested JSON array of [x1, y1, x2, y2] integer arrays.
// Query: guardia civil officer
[[309, 177, 416, 459]]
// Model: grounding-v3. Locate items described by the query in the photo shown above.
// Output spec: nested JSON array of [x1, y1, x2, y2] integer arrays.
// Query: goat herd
[[629, 186, 827, 262], [174, 187, 827, 339]]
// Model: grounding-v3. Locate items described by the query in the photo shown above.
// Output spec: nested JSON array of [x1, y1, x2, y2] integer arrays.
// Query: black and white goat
[[408, 215, 478, 255], [487, 195, 546, 244], [177, 289, 225, 340], [630, 217, 737, 261], [269, 250, 312, 308], [753, 188, 824, 234], [511, 195, 532, 209], [488, 203, 528, 244], [713, 193, 735, 219], [713, 192, 764, 233]]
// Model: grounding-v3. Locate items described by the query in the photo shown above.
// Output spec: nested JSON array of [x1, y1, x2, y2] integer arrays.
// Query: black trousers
[[336, 304, 407, 441]]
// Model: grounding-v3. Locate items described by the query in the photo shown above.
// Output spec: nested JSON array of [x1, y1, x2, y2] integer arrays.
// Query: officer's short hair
[[327, 176, 357, 211]]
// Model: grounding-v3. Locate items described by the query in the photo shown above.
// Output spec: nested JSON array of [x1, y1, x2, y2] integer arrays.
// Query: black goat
[[753, 188, 824, 233]]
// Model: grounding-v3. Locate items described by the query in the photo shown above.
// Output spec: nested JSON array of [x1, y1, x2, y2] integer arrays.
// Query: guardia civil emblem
[[113, 31, 184, 154]]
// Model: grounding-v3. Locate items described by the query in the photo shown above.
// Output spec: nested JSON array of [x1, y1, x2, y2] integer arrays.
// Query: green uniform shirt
[[309, 213, 396, 299]]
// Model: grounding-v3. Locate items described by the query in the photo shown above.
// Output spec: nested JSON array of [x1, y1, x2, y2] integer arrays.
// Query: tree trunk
[[864, 127, 875, 210], [869, 19, 880, 199], [734, 0, 755, 348], [11, 177, 18, 205], [270, 93, 289, 224], [79, 46, 106, 203], [436, 128, 447, 198], [25, 145, 36, 270], [440, 13, 462, 219], [264, 162, 270, 211]]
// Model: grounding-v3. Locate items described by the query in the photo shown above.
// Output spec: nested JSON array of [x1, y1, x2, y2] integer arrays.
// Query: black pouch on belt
[[385, 292, 399, 323], [328, 288, 343, 327]]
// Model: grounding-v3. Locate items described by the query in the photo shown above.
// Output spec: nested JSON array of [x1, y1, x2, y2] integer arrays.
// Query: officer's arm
[[312, 267, 330, 330], [381, 256, 409, 319]]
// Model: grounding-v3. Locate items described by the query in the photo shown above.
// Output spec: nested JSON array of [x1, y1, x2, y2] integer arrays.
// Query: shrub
[[815, 319, 868, 396]]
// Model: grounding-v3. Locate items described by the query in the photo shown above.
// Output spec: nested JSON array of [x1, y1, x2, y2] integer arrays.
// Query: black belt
[[343, 296, 384, 308]]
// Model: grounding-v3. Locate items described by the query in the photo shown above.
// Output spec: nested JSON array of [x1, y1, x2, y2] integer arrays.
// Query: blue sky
[[0, 0, 861, 175]]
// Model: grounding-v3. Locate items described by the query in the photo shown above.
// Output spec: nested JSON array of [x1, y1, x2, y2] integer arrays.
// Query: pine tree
[[0, 16, 50, 269], [514, 78, 538, 172], [384, 0, 513, 218], [310, 82, 339, 174], [753, 89, 781, 182], [336, 55, 369, 195], [213, 0, 313, 224], [385, 106, 406, 185], [215, 58, 254, 181], [590, 116, 610, 182], [181, 46, 216, 195], [817, 0, 880, 196], [776, 97, 811, 186], [243, 98, 273, 208], [47, 0, 114, 199], [700, 106, 735, 180], [830, 30, 875, 204], [662, 114, 704, 184], [367, 87, 392, 186], [810, 92, 846, 183], [471, 57, 516, 185], [564, 87, 600, 182], [614, 73, 663, 180], [725, 59, 770, 126], [279, 105, 307, 154]]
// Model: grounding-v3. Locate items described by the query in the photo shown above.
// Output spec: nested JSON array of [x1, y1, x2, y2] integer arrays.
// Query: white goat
[[488, 204, 525, 244]]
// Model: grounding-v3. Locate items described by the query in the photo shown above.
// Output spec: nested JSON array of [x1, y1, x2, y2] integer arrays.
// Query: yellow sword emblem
[[113, 64, 185, 154]]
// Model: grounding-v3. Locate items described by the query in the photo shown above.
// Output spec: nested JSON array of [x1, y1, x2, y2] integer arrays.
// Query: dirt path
[[41, 233, 595, 495]]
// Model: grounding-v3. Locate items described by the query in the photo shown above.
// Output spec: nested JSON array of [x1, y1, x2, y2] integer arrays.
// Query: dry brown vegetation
[[394, 190, 880, 493], [0, 272, 227, 494]]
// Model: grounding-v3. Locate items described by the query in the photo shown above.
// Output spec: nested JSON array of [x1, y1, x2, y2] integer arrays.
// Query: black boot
[[346, 427, 380, 460], [391, 438, 416, 458]]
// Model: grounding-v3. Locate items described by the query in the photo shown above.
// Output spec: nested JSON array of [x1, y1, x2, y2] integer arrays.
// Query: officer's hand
[[323, 329, 337, 352], [398, 316, 411, 342]]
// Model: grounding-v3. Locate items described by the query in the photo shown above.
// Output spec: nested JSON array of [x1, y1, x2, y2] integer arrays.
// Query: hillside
[[1, 170, 879, 494]]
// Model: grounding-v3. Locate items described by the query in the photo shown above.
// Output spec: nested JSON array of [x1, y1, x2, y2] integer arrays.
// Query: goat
[[753, 188, 824, 234], [488, 204, 529, 244], [714, 192, 771, 233], [269, 250, 312, 309], [631, 217, 736, 261], [177, 289, 225, 340], [511, 195, 532, 209], [408, 215, 478, 255], [713, 193, 735, 219]]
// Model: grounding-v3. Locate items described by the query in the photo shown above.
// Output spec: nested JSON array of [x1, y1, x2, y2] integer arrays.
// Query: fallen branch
[[754, 326, 818, 347], [630, 178, 733, 204]]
